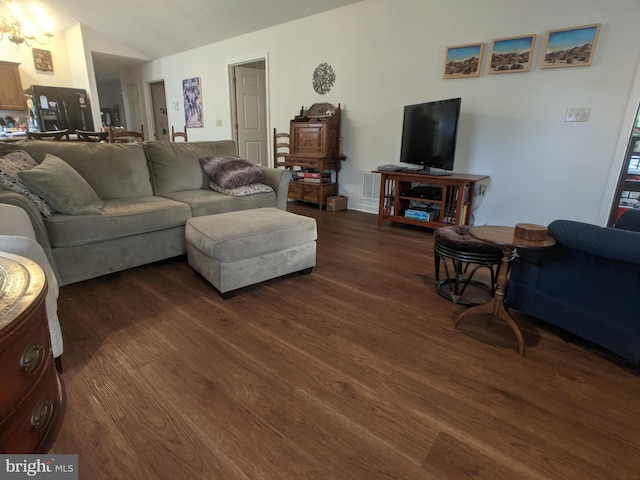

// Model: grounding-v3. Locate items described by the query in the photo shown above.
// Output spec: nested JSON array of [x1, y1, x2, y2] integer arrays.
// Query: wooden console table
[[0, 252, 64, 453], [374, 170, 489, 228]]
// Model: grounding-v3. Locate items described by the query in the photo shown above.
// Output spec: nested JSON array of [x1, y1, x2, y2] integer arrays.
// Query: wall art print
[[542, 24, 601, 69], [444, 43, 484, 79], [183, 77, 203, 128], [33, 48, 53, 72], [489, 34, 536, 74]]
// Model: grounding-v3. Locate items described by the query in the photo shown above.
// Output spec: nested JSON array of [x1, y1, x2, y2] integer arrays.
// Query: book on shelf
[[405, 208, 439, 222], [294, 172, 332, 183]]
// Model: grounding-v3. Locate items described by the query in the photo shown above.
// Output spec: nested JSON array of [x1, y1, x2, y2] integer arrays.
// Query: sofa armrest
[[259, 167, 290, 210], [614, 209, 640, 232], [548, 219, 640, 265], [0, 189, 60, 283]]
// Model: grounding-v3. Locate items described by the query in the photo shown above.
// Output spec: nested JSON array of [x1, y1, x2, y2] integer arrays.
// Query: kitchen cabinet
[[0, 61, 26, 111]]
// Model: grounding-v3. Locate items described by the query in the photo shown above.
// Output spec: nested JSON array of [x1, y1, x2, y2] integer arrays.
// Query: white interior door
[[234, 66, 267, 165], [150, 81, 169, 141], [124, 82, 142, 131]]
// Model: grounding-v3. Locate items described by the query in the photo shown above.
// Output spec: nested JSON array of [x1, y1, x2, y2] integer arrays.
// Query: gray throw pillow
[[199, 155, 266, 189], [18, 153, 104, 215], [208, 180, 274, 197], [0, 150, 55, 217]]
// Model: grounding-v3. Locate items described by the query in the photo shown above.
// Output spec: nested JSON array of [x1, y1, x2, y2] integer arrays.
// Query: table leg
[[453, 246, 525, 356]]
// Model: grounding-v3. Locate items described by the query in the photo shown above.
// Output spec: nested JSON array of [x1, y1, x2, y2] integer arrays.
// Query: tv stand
[[374, 170, 489, 228]]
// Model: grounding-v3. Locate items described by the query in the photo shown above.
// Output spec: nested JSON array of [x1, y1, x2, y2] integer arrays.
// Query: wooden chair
[[108, 124, 144, 143], [75, 130, 109, 142], [27, 129, 70, 141], [171, 125, 188, 142], [273, 127, 290, 167]]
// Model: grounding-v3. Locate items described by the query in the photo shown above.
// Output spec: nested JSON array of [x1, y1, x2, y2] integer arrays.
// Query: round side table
[[454, 226, 555, 356]]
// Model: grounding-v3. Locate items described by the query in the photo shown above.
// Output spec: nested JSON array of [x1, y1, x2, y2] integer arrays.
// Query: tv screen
[[399, 97, 461, 174]]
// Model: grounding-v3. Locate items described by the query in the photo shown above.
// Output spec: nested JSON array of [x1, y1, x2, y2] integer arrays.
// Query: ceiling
[[45, 0, 364, 59]]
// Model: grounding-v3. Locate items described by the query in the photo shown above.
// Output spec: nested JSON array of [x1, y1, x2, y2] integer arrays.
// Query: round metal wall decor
[[312, 63, 336, 94]]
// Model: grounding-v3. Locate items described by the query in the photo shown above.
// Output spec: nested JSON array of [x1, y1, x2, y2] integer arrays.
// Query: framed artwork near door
[[183, 77, 203, 127]]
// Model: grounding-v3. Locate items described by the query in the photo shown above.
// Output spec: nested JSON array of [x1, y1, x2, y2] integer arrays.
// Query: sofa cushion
[[0, 150, 55, 217], [144, 140, 236, 195], [1, 141, 153, 199], [199, 155, 266, 189], [44, 196, 192, 248], [18, 154, 104, 215], [162, 189, 277, 217]]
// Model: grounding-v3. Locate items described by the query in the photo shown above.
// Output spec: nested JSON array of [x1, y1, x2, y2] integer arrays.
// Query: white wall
[[132, 0, 640, 226], [4, 0, 639, 227]]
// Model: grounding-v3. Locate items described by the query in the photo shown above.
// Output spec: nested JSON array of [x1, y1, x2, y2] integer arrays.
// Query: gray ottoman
[[185, 208, 317, 298]]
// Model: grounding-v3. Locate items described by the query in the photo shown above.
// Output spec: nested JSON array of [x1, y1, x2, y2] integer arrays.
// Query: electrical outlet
[[478, 185, 487, 196]]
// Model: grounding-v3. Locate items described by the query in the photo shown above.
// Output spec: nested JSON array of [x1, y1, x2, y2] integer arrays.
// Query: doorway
[[608, 104, 640, 225], [150, 81, 169, 142], [229, 59, 268, 166]]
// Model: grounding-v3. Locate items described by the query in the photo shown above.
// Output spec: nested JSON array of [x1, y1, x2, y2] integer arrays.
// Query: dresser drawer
[[288, 181, 303, 199], [302, 184, 320, 203], [0, 367, 61, 454], [0, 309, 51, 414]]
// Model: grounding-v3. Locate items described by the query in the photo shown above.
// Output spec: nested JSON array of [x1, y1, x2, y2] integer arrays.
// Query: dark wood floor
[[51, 203, 640, 479]]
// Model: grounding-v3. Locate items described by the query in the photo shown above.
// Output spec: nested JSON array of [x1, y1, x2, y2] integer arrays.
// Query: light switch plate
[[565, 107, 591, 122]]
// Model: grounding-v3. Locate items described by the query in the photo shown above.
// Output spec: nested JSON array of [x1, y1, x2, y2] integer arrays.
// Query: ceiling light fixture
[[0, 0, 53, 48]]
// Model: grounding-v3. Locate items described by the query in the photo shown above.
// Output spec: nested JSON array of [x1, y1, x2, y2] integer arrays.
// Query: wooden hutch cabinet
[[285, 103, 346, 209]]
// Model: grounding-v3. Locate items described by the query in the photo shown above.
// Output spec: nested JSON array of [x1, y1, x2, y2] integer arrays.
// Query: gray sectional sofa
[[0, 140, 290, 286]]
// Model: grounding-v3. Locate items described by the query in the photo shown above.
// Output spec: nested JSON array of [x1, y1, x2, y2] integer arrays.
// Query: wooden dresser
[[285, 103, 346, 209], [0, 252, 64, 453]]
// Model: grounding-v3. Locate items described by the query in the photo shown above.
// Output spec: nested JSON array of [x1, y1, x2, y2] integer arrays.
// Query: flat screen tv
[[399, 97, 461, 175]]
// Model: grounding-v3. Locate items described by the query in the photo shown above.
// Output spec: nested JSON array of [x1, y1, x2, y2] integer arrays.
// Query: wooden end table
[[454, 225, 555, 356]]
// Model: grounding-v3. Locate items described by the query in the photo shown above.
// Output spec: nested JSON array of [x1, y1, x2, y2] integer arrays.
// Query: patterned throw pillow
[[0, 150, 55, 217], [208, 180, 274, 197], [199, 155, 267, 189]]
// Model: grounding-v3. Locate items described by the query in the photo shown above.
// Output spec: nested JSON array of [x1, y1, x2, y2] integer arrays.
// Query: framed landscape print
[[489, 34, 536, 74], [33, 48, 53, 72], [183, 77, 203, 128], [542, 24, 601, 68], [443, 43, 484, 78]]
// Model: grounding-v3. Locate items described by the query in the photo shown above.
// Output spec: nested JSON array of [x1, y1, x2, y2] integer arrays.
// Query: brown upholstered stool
[[433, 225, 505, 305]]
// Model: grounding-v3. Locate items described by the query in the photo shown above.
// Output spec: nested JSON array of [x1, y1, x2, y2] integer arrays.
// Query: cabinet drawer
[[0, 368, 61, 454], [285, 158, 320, 168], [0, 311, 51, 414], [302, 184, 320, 203], [288, 182, 303, 199]]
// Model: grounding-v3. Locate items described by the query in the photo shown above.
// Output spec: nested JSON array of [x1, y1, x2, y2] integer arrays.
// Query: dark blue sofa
[[505, 210, 640, 364]]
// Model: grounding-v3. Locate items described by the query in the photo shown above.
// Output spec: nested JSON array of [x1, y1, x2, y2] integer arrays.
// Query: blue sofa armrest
[[614, 209, 640, 232], [548, 219, 640, 265]]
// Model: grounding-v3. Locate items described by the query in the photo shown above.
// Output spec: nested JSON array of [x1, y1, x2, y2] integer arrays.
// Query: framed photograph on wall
[[489, 34, 536, 74], [443, 43, 484, 78], [33, 48, 53, 72], [183, 77, 203, 128], [542, 23, 601, 68]]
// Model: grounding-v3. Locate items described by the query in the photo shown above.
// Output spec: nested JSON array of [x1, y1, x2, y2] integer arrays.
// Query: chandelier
[[0, 0, 53, 48]]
